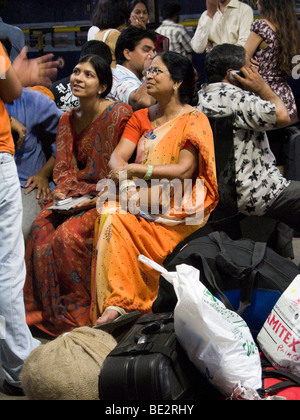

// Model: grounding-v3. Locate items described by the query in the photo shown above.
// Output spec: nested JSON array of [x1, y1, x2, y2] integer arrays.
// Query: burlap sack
[[21, 327, 117, 400]]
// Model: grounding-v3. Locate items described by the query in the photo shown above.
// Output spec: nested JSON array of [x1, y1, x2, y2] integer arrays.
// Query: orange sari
[[90, 109, 219, 323]]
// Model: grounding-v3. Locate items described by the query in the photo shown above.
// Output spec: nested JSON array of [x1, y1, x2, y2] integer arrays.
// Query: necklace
[[143, 105, 185, 164], [152, 105, 185, 128]]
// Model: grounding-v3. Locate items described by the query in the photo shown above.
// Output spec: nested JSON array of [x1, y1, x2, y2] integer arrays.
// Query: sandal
[[94, 310, 141, 340]]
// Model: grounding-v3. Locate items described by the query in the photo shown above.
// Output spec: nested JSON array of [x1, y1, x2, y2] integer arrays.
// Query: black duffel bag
[[152, 231, 300, 337]]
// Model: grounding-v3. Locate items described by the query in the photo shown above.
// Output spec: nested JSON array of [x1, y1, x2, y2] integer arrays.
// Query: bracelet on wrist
[[119, 180, 136, 192], [143, 164, 153, 181]]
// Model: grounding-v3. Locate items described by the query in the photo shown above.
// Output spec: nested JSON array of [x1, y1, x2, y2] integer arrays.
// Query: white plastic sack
[[139, 255, 262, 397], [257, 275, 300, 376]]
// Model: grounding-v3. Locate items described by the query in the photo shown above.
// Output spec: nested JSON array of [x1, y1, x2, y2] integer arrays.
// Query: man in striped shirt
[[156, 2, 193, 61]]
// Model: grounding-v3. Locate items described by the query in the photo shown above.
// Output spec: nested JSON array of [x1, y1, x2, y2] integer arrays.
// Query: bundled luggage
[[98, 230, 300, 400], [153, 231, 300, 337]]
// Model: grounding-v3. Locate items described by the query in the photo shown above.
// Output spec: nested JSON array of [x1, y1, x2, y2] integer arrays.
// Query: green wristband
[[119, 181, 136, 192], [143, 165, 153, 181]]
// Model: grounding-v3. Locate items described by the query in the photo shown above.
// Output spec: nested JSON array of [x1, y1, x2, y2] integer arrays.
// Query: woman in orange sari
[[24, 55, 132, 336], [91, 51, 219, 326]]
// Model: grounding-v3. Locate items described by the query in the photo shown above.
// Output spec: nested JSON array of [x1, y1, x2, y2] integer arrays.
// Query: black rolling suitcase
[[99, 312, 218, 401]]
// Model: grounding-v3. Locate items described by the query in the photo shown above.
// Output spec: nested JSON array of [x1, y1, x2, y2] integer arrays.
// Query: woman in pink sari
[[24, 54, 132, 336]]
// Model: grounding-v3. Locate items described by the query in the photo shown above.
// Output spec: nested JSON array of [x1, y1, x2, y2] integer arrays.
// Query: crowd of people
[[0, 0, 299, 398]]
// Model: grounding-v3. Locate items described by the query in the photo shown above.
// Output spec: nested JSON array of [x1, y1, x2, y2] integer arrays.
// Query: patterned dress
[[24, 101, 132, 336], [251, 19, 298, 125]]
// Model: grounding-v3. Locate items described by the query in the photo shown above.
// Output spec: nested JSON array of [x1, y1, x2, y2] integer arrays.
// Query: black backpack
[[153, 231, 300, 337]]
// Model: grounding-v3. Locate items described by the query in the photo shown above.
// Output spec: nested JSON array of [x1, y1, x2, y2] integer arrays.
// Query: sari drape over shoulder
[[24, 101, 132, 336], [90, 109, 219, 322]]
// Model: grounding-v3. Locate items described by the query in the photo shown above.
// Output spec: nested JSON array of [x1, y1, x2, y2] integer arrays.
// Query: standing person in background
[[0, 41, 58, 396], [156, 1, 193, 61], [87, 0, 129, 67], [128, 0, 169, 53], [6, 85, 63, 241], [191, 0, 253, 54], [1, 35, 62, 241], [245, 0, 299, 130], [0, 0, 24, 61], [128, 0, 149, 28]]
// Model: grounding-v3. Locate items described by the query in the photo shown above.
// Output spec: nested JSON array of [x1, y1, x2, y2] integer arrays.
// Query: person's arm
[[120, 147, 198, 182], [191, 0, 218, 54], [10, 116, 26, 149], [236, 8, 254, 47], [0, 65, 22, 103], [244, 31, 263, 62], [128, 81, 156, 110], [233, 66, 291, 128], [109, 137, 197, 184], [109, 137, 138, 173], [24, 156, 56, 199]]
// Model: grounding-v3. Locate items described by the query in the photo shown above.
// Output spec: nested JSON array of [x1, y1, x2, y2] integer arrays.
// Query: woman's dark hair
[[115, 26, 156, 65], [129, 0, 149, 14], [258, 0, 300, 75], [80, 40, 112, 66], [0, 35, 12, 56], [204, 44, 246, 83], [92, 0, 129, 29], [78, 54, 113, 98], [159, 51, 198, 106]]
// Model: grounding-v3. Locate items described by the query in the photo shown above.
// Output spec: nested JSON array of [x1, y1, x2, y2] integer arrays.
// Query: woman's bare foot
[[95, 309, 120, 326]]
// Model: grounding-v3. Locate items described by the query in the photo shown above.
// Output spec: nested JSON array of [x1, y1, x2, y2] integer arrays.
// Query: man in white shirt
[[107, 26, 156, 110], [156, 1, 193, 61], [191, 0, 253, 54]]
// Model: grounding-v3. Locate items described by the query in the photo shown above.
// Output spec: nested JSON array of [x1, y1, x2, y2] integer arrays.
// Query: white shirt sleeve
[[191, 12, 213, 54], [236, 7, 254, 46], [87, 26, 100, 41]]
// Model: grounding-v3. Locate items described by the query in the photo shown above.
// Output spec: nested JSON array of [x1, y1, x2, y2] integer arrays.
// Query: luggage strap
[[108, 321, 177, 361], [208, 231, 267, 315], [108, 320, 192, 390], [258, 362, 300, 397]]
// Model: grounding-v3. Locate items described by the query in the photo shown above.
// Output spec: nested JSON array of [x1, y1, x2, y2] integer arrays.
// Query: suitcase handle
[[135, 322, 161, 344]]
